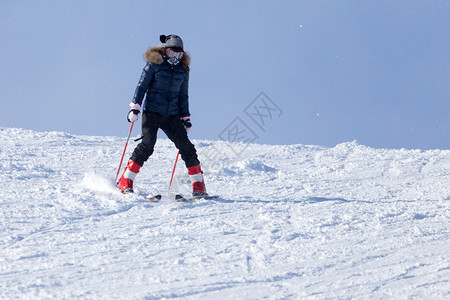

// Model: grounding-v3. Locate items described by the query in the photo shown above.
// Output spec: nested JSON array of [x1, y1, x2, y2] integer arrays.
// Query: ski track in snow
[[0, 127, 449, 299]]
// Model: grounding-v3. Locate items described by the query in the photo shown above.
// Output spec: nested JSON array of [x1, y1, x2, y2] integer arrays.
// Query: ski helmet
[[160, 34, 184, 50]]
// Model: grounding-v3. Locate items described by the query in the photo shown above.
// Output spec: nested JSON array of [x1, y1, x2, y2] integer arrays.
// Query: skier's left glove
[[127, 102, 141, 123], [181, 116, 192, 134]]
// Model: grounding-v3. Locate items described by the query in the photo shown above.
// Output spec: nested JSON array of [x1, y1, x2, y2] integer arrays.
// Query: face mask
[[167, 57, 180, 65]]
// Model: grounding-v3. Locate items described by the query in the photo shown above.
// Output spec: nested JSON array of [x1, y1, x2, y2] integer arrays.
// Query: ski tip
[[175, 194, 187, 202], [175, 194, 195, 203], [146, 194, 162, 203]]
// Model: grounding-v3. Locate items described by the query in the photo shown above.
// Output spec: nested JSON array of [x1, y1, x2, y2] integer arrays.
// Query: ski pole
[[115, 121, 134, 183], [169, 150, 180, 189]]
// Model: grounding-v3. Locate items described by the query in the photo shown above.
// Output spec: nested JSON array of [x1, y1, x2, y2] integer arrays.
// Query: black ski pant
[[130, 111, 200, 168]]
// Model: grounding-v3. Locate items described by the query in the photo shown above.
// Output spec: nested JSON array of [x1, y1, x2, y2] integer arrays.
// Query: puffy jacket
[[132, 46, 191, 117]]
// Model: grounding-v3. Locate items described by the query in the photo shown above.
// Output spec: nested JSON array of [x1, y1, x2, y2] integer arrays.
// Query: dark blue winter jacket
[[132, 46, 190, 117]]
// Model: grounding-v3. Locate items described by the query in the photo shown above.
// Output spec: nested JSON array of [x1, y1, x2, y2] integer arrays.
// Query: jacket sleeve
[[132, 63, 154, 107], [178, 72, 190, 117]]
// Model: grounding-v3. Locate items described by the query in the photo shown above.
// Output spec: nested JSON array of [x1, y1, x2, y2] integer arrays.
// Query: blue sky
[[1, 0, 449, 149]]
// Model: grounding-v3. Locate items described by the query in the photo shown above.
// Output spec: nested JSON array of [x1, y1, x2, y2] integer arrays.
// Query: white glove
[[127, 102, 141, 123], [181, 116, 192, 134]]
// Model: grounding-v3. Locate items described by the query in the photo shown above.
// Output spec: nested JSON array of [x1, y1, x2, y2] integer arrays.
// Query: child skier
[[117, 34, 207, 198]]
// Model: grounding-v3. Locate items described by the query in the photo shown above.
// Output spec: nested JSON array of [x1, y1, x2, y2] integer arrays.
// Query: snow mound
[[236, 159, 277, 172]]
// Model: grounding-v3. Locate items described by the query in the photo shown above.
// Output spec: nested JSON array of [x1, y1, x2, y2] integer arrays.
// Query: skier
[[117, 34, 207, 198]]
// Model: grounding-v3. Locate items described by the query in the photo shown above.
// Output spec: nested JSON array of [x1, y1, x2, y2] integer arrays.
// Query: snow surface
[[1, 127, 449, 299]]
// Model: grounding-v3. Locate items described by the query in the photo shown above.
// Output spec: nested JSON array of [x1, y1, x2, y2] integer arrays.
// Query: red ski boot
[[117, 160, 142, 193], [187, 164, 207, 198]]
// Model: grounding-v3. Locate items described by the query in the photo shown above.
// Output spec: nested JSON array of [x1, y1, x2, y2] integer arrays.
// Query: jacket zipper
[[166, 64, 175, 116]]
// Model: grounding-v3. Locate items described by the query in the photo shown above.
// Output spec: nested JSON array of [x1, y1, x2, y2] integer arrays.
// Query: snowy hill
[[1, 127, 449, 299]]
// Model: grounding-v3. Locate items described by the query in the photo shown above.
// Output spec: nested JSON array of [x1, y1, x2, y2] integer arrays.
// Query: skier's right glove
[[127, 102, 141, 123]]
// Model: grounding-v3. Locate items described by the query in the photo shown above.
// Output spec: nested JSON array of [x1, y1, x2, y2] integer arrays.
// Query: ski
[[198, 194, 220, 200], [175, 194, 220, 202], [146, 194, 162, 203]]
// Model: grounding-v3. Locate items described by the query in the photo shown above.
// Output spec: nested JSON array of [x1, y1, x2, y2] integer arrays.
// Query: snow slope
[[0, 127, 449, 299]]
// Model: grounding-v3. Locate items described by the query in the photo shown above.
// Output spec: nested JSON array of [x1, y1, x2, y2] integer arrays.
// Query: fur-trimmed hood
[[144, 46, 190, 73]]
